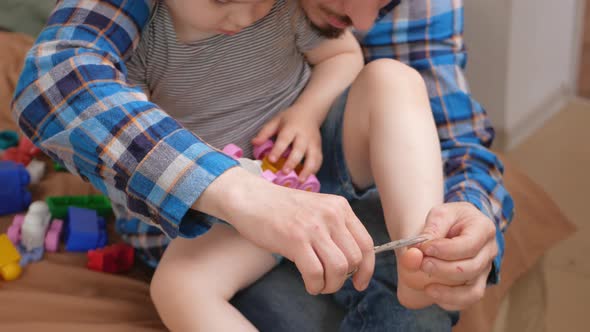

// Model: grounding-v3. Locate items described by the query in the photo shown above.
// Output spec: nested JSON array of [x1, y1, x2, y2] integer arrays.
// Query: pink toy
[[45, 219, 64, 252], [223, 142, 320, 192], [7, 214, 25, 245], [7, 213, 63, 254]]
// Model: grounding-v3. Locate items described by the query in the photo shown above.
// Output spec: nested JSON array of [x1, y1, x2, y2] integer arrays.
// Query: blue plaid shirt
[[12, 0, 513, 281]]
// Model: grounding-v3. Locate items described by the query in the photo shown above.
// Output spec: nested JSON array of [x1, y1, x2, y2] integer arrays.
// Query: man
[[12, 0, 513, 330]]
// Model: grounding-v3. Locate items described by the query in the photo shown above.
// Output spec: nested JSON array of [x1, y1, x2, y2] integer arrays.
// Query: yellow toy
[[0, 234, 22, 281]]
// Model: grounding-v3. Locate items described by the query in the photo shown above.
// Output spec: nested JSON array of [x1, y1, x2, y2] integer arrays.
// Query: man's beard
[[305, 13, 351, 39]]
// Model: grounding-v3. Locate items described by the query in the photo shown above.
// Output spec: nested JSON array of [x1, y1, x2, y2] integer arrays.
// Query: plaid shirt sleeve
[[360, 0, 515, 283], [11, 0, 239, 239]]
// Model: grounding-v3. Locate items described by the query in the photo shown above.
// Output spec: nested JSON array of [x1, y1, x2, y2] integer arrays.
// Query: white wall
[[464, 0, 584, 149]]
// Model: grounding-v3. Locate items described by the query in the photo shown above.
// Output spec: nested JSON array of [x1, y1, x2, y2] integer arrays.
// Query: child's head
[[167, 0, 276, 37]]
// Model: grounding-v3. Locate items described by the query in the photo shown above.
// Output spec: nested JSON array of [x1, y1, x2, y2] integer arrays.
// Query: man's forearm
[[12, 0, 239, 239]]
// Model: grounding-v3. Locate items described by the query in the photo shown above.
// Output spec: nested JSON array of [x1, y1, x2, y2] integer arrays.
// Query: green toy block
[[53, 161, 68, 172], [0, 130, 19, 150], [46, 195, 113, 219]]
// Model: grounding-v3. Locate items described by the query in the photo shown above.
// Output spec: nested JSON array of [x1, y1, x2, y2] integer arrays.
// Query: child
[[125, 0, 443, 330]]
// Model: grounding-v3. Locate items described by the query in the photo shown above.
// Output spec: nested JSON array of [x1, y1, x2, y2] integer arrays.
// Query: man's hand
[[396, 202, 498, 310], [192, 167, 375, 295]]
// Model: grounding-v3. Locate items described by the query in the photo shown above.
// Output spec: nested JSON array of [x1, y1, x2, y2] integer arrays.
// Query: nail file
[[373, 235, 429, 254]]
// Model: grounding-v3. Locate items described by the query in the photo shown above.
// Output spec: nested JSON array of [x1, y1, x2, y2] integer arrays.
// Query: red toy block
[[1, 147, 32, 166], [87, 243, 134, 273], [18, 137, 42, 157]]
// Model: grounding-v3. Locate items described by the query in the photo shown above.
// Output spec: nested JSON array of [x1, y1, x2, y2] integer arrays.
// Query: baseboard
[[495, 87, 572, 151]]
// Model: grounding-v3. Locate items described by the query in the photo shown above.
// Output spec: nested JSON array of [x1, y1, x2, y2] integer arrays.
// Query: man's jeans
[[232, 196, 459, 331]]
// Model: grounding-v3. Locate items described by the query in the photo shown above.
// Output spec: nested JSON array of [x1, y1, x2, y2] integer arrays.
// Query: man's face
[[299, 0, 391, 37]]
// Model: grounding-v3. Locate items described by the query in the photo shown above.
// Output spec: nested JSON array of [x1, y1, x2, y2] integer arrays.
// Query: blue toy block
[[0, 161, 32, 215], [0, 130, 19, 150], [64, 207, 107, 252], [18, 245, 44, 266]]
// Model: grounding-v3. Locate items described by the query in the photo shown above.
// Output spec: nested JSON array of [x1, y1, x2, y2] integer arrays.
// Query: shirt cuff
[[126, 129, 239, 238]]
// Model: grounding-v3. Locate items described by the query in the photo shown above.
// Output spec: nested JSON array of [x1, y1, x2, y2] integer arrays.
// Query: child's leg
[[342, 58, 443, 237], [150, 223, 277, 331], [340, 59, 444, 305]]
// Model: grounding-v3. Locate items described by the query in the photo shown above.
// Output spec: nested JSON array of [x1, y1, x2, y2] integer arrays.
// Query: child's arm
[[294, 31, 364, 126], [252, 31, 363, 180]]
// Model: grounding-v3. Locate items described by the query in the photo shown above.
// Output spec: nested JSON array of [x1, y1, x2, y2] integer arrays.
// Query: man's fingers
[[330, 223, 363, 275], [424, 264, 490, 310], [420, 204, 495, 261], [421, 239, 497, 283], [344, 211, 374, 291], [313, 234, 349, 294], [293, 246, 325, 295]]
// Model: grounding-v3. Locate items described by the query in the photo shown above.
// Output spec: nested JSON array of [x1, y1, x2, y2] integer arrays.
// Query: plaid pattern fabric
[[12, 0, 239, 240], [12, 0, 514, 281]]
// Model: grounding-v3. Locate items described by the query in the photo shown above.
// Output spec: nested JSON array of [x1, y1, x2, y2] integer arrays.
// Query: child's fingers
[[282, 136, 307, 173], [299, 147, 322, 181], [252, 117, 280, 145], [269, 130, 295, 163]]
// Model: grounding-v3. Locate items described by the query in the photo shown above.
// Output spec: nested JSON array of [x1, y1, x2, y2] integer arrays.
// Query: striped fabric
[[126, 0, 323, 159], [12, 0, 514, 282]]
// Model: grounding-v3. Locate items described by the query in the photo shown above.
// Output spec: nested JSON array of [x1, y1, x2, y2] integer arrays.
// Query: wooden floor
[[578, 1, 590, 97], [506, 99, 590, 332]]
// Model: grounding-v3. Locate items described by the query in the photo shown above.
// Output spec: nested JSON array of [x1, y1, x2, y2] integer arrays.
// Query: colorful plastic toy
[[53, 161, 68, 172], [8, 214, 64, 253], [26, 159, 46, 184], [0, 161, 32, 216], [7, 214, 25, 245], [46, 195, 113, 219], [223, 141, 321, 192], [87, 243, 134, 273], [64, 207, 107, 252], [1, 147, 32, 165], [21, 201, 52, 251], [0, 130, 19, 150], [45, 219, 64, 252], [18, 245, 44, 266], [0, 234, 22, 281], [1, 136, 42, 166]]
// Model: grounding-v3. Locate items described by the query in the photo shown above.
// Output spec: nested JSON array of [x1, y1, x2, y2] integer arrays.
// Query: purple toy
[[45, 219, 64, 252], [7, 214, 25, 245]]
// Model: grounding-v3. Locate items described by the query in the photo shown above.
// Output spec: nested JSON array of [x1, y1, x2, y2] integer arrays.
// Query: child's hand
[[252, 108, 323, 182]]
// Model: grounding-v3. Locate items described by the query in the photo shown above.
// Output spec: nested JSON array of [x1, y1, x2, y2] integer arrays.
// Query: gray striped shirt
[[126, 0, 324, 158]]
